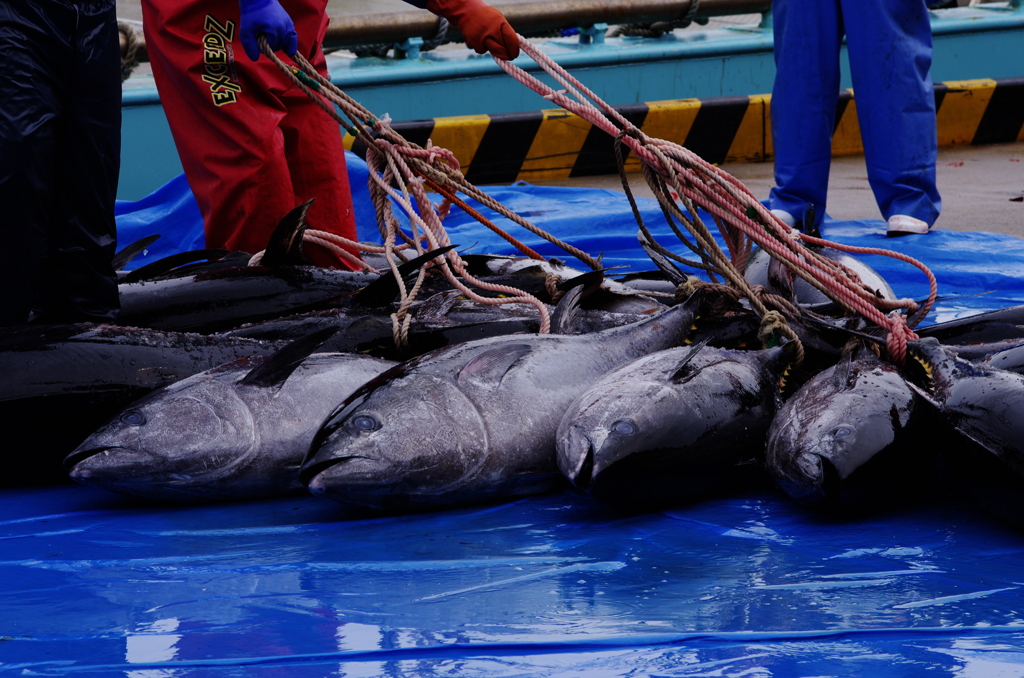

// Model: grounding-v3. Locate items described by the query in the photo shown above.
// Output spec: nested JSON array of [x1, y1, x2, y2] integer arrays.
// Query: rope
[[118, 22, 141, 82], [422, 177, 546, 261], [256, 36, 574, 338], [492, 35, 937, 364]]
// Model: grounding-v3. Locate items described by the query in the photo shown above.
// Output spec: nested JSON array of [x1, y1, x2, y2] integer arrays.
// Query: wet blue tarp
[[5, 161, 1024, 676], [114, 153, 1024, 324]]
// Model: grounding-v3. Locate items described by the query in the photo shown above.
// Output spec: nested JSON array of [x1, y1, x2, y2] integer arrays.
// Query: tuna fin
[[112, 234, 161, 271], [556, 269, 605, 294], [238, 326, 340, 388], [120, 249, 231, 284], [260, 199, 314, 267], [417, 290, 464, 323], [670, 339, 710, 382], [160, 250, 253, 278], [830, 352, 854, 389], [795, 311, 887, 346], [457, 343, 532, 389], [550, 285, 585, 335], [348, 245, 457, 308], [638, 230, 688, 286]]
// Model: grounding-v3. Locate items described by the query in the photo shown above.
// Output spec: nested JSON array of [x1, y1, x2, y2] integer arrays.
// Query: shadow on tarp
[[39, 159, 1024, 677], [116, 153, 1024, 325]]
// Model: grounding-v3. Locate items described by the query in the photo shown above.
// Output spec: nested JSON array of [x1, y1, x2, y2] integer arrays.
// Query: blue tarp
[[5, 160, 1024, 677]]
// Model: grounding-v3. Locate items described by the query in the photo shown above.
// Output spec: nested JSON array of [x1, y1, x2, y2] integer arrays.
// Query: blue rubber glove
[[238, 0, 298, 61]]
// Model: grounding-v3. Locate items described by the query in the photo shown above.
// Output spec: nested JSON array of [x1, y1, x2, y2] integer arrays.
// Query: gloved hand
[[238, 0, 299, 61], [426, 0, 519, 60]]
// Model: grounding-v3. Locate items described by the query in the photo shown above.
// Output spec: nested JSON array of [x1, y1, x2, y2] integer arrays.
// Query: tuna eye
[[351, 414, 380, 432], [611, 420, 637, 436], [120, 410, 146, 426], [833, 425, 853, 439]]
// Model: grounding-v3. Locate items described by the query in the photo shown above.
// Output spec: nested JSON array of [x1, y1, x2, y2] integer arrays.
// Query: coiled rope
[[118, 21, 141, 82]]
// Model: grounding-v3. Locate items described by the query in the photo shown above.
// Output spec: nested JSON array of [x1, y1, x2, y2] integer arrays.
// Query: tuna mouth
[[574, 443, 596, 490], [299, 455, 368, 487], [64, 447, 116, 473], [786, 452, 841, 508], [558, 427, 599, 489]]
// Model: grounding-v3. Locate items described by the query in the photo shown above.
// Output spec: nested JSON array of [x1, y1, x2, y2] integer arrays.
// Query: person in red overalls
[[141, 0, 518, 269]]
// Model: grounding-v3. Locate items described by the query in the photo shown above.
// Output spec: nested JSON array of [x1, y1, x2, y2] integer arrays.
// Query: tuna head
[[558, 380, 695, 491], [65, 374, 259, 502], [557, 343, 790, 508], [766, 352, 935, 512], [300, 369, 489, 512]]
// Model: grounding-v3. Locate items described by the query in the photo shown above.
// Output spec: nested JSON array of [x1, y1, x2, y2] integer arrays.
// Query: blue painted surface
[[116, 3, 1024, 200]]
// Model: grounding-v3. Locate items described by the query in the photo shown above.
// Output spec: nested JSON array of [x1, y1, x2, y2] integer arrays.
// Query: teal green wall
[[117, 2, 1024, 201]]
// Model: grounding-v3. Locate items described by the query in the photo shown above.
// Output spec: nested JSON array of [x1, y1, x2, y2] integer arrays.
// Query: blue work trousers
[[768, 0, 942, 230]]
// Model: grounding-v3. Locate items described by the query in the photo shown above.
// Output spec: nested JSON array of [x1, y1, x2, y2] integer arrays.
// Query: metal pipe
[[324, 0, 770, 48], [120, 0, 770, 63]]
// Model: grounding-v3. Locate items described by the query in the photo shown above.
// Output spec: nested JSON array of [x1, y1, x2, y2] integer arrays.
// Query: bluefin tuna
[[65, 329, 395, 502], [299, 291, 710, 512], [908, 338, 1024, 528], [766, 348, 940, 512], [557, 341, 796, 509], [0, 323, 285, 484]]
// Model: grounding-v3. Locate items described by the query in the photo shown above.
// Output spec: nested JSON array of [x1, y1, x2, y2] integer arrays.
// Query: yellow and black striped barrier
[[344, 77, 1024, 183]]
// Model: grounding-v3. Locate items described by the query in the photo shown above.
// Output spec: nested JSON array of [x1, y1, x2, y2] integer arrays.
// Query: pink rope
[[494, 35, 938, 362]]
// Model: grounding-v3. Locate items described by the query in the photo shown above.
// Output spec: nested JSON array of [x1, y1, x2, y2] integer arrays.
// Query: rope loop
[[758, 310, 805, 366], [545, 273, 566, 304], [118, 22, 141, 82]]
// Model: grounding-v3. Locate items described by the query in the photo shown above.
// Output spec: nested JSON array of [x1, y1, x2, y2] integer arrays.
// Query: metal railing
[[324, 0, 769, 49]]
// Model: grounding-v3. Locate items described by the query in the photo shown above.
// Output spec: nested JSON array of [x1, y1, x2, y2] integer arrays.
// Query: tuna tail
[[238, 326, 340, 388], [550, 284, 585, 335], [260, 199, 315, 267], [120, 249, 232, 284], [348, 245, 458, 309], [113, 234, 161, 271]]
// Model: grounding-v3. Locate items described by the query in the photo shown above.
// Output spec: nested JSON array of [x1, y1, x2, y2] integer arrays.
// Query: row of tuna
[[8, 208, 1024, 529]]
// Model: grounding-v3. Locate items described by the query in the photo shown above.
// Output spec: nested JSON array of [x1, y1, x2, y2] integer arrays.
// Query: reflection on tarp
[[8, 164, 1021, 676], [2, 486, 1024, 676]]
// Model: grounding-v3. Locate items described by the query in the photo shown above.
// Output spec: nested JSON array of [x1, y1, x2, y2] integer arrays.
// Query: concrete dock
[[536, 141, 1024, 238]]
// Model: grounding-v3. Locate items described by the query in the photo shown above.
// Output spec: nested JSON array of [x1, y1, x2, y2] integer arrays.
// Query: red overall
[[141, 0, 360, 269]]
